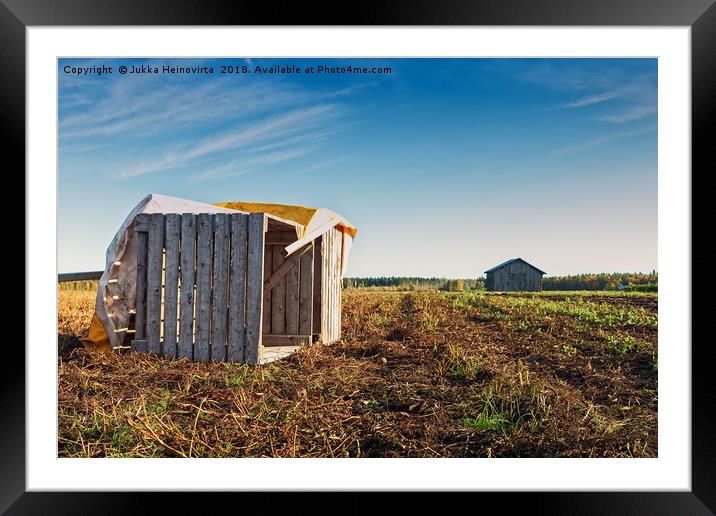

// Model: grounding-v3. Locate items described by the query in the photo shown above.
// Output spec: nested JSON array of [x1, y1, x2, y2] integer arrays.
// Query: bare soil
[[58, 290, 658, 458]]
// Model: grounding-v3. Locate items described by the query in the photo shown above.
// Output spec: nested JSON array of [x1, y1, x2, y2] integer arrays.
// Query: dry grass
[[58, 287, 657, 458], [57, 289, 96, 358]]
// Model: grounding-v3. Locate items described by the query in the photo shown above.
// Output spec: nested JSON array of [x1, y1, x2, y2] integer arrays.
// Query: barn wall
[[320, 227, 343, 344], [487, 260, 543, 292]]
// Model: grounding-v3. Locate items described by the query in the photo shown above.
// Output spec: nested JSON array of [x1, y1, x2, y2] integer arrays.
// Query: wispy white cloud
[[61, 80, 313, 140], [59, 60, 360, 181], [553, 125, 656, 156], [245, 123, 355, 155], [564, 91, 622, 108], [599, 104, 657, 124], [194, 147, 318, 180], [496, 61, 657, 125], [571, 76, 657, 124], [323, 83, 375, 98], [248, 147, 317, 166], [182, 104, 338, 162], [191, 161, 253, 181], [117, 104, 344, 179], [291, 157, 347, 176]]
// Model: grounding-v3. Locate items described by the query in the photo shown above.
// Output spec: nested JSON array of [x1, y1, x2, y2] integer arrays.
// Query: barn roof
[[485, 258, 546, 275]]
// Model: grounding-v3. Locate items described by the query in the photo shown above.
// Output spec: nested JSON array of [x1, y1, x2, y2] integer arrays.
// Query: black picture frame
[[6, 0, 712, 513]]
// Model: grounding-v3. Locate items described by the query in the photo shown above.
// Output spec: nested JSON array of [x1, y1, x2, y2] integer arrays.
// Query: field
[[58, 287, 658, 458]]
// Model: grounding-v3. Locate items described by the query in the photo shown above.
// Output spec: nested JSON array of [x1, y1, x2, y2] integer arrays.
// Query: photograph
[[56, 56, 659, 459]]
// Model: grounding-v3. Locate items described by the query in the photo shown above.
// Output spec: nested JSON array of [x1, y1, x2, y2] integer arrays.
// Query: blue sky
[[58, 58, 657, 277]]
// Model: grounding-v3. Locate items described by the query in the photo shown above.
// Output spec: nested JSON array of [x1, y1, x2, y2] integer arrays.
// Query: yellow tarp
[[213, 201, 357, 239], [81, 312, 112, 352], [215, 202, 317, 229]]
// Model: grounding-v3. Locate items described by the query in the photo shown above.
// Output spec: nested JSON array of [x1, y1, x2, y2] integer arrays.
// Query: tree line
[[343, 277, 484, 291], [541, 273, 657, 291], [344, 272, 657, 292]]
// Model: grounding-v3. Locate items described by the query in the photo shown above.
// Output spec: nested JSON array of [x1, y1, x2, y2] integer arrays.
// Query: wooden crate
[[131, 211, 321, 364], [131, 212, 267, 364]]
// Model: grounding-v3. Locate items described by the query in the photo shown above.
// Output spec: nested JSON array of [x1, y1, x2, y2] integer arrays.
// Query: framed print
[[6, 0, 714, 512]]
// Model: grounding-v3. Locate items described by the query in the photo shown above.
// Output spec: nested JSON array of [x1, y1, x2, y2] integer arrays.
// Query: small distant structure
[[485, 258, 545, 292]]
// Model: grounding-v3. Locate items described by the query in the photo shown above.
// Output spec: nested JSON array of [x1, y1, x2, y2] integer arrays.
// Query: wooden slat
[[265, 230, 298, 245], [146, 214, 164, 354], [194, 213, 213, 361], [262, 334, 311, 347], [134, 222, 149, 341], [329, 229, 336, 343], [265, 236, 296, 245], [134, 216, 149, 232], [326, 229, 332, 343], [57, 270, 104, 282], [178, 214, 196, 360], [271, 245, 286, 335], [262, 244, 272, 334], [313, 235, 322, 336], [245, 213, 265, 365], [284, 220, 339, 256], [336, 229, 343, 340], [321, 227, 343, 345], [286, 250, 299, 334], [298, 241, 313, 336], [321, 229, 330, 342], [211, 214, 230, 361], [264, 243, 312, 292], [131, 339, 148, 353], [162, 214, 180, 359], [228, 213, 249, 362]]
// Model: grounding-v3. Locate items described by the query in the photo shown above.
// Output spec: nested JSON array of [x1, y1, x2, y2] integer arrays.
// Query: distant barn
[[485, 258, 545, 292]]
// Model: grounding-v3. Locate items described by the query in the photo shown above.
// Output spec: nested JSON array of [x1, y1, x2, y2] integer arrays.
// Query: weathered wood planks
[[162, 214, 180, 358], [194, 213, 213, 361], [286, 257, 299, 335], [335, 229, 343, 341], [298, 241, 314, 336], [263, 243, 312, 292], [262, 334, 311, 347], [320, 228, 343, 345], [262, 244, 272, 335], [57, 270, 104, 282], [131, 210, 337, 364], [134, 215, 149, 341], [228, 213, 249, 362], [146, 213, 165, 354], [312, 235, 322, 336], [211, 214, 230, 361], [485, 258, 545, 292], [178, 214, 196, 359], [271, 245, 286, 335], [245, 213, 265, 365]]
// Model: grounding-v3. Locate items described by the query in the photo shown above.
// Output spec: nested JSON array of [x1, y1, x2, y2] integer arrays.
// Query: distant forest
[[343, 277, 484, 291], [343, 273, 658, 292], [542, 273, 657, 291]]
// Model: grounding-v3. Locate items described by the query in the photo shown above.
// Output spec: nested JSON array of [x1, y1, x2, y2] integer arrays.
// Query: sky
[[58, 58, 657, 277]]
